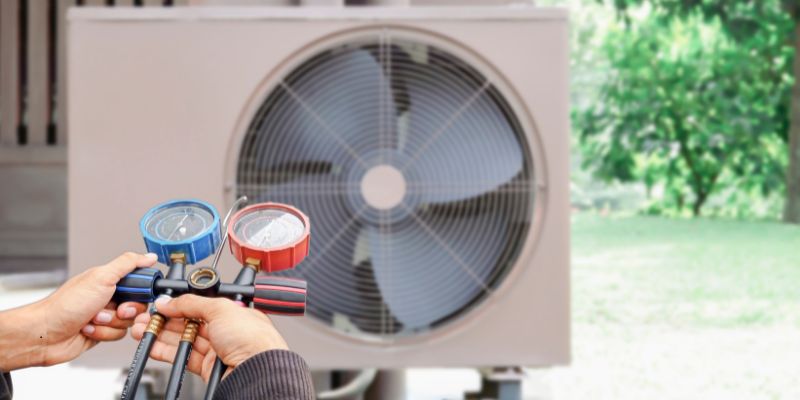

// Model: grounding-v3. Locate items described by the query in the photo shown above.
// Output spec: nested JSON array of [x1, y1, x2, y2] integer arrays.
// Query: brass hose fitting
[[145, 314, 166, 335], [181, 320, 200, 343], [169, 253, 187, 265]]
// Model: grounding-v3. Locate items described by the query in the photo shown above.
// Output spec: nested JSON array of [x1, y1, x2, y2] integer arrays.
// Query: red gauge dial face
[[228, 203, 310, 272], [233, 209, 305, 249]]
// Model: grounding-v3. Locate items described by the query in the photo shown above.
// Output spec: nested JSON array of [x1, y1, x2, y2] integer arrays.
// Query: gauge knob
[[140, 199, 221, 265], [227, 203, 310, 272], [114, 267, 163, 303], [252, 276, 307, 316]]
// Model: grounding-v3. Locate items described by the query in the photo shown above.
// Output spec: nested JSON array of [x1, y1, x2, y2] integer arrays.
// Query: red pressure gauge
[[227, 203, 310, 272]]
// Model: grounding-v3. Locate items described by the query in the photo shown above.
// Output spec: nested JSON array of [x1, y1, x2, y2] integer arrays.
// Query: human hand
[[130, 294, 288, 382], [0, 252, 157, 371]]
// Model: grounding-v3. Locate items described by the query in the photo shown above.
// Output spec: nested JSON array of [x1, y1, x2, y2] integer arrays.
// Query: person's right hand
[[130, 294, 288, 382]]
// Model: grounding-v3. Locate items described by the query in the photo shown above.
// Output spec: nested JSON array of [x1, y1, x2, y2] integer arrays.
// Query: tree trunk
[[784, 20, 800, 223], [693, 191, 706, 217]]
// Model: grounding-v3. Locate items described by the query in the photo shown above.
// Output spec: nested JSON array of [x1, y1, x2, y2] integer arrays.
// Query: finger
[[92, 309, 135, 329], [131, 322, 146, 340], [151, 330, 194, 354], [162, 317, 191, 334], [155, 327, 212, 356], [81, 324, 127, 342], [95, 252, 159, 285], [131, 314, 184, 340], [117, 302, 148, 320], [198, 322, 210, 339], [131, 317, 212, 356], [193, 308, 268, 339], [200, 349, 218, 383], [134, 312, 151, 326], [130, 317, 171, 341], [145, 317, 212, 355], [131, 315, 177, 340], [142, 316, 190, 337], [149, 339, 208, 377], [183, 344, 209, 377], [148, 340, 179, 364], [156, 295, 235, 321]]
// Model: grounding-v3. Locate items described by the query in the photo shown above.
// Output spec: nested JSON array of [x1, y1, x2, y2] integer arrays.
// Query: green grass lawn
[[529, 214, 800, 399]]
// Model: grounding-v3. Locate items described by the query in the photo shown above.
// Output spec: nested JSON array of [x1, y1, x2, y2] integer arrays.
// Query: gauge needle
[[167, 213, 190, 241], [258, 230, 271, 248]]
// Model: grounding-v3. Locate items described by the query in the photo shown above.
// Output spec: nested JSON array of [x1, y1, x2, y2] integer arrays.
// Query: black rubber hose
[[203, 359, 226, 400], [165, 340, 194, 400], [120, 331, 157, 400], [121, 262, 184, 400], [203, 266, 256, 400]]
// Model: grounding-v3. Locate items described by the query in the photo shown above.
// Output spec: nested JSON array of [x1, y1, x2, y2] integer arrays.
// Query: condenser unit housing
[[68, 5, 570, 368]]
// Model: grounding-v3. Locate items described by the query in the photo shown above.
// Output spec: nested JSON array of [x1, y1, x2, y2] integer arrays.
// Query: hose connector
[[145, 314, 166, 335], [181, 320, 200, 343]]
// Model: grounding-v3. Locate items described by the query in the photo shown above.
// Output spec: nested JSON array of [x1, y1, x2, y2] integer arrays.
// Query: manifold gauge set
[[114, 198, 310, 400]]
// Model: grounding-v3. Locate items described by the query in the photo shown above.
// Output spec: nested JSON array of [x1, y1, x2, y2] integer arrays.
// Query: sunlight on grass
[[528, 214, 800, 399]]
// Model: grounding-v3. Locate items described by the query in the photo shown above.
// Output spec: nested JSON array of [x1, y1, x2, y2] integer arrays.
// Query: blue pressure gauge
[[140, 199, 221, 265]]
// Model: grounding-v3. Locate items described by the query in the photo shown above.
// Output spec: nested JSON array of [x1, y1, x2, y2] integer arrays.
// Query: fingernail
[[155, 297, 170, 308], [144, 253, 158, 261], [82, 325, 95, 335], [96, 310, 113, 323], [120, 307, 137, 319]]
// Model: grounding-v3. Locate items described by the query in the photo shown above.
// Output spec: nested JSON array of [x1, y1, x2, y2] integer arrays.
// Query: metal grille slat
[[26, 0, 50, 146], [236, 31, 534, 341], [0, 0, 22, 146]]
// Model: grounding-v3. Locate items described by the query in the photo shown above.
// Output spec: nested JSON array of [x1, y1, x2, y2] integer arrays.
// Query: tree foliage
[[578, 6, 793, 216]]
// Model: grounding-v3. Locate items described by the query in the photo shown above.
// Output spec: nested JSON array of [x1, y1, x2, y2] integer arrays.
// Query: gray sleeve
[[214, 350, 314, 400], [0, 372, 12, 400]]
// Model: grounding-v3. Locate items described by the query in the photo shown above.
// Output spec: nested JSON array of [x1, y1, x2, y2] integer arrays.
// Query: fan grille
[[236, 30, 535, 341]]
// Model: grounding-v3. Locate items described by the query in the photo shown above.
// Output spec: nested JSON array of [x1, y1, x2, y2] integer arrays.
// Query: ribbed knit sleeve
[[214, 350, 314, 400]]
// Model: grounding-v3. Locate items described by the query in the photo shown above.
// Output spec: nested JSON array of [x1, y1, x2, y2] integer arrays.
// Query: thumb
[[156, 294, 233, 321], [94, 252, 158, 285]]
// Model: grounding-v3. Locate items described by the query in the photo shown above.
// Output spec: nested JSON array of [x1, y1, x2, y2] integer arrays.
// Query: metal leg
[[364, 370, 406, 400], [464, 367, 524, 400], [497, 380, 522, 400]]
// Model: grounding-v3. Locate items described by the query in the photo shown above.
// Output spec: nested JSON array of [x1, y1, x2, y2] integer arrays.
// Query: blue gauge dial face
[[145, 205, 215, 243], [233, 209, 305, 249]]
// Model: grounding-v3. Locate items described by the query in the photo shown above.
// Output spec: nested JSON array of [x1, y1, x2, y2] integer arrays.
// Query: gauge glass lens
[[234, 209, 305, 249], [145, 205, 215, 242]]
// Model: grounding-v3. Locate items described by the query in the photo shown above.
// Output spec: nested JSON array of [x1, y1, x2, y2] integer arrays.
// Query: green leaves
[[577, 3, 793, 216]]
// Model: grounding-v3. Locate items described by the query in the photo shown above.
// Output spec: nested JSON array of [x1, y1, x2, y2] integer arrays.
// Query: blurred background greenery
[[516, 2, 800, 398], [547, 0, 800, 221]]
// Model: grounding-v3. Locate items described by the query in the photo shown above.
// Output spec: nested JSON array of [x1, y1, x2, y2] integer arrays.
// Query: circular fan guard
[[236, 30, 535, 341]]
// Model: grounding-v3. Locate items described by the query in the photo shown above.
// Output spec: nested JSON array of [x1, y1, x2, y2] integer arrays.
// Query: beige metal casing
[[68, 6, 570, 368]]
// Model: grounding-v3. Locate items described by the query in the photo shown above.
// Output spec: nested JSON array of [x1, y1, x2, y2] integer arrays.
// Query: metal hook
[[210, 196, 248, 270]]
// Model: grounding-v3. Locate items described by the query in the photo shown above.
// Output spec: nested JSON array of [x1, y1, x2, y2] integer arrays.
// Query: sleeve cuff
[[1, 372, 13, 400], [215, 350, 314, 400]]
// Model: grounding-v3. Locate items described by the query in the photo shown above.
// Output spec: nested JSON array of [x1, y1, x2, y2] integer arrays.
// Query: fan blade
[[401, 62, 524, 204], [366, 210, 508, 330], [242, 177, 366, 323], [246, 49, 395, 174]]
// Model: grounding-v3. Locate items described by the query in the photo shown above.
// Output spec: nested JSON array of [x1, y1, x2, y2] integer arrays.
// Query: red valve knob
[[252, 276, 307, 316]]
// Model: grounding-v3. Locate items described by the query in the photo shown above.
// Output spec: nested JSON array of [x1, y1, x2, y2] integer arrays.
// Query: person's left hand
[[0, 252, 157, 371]]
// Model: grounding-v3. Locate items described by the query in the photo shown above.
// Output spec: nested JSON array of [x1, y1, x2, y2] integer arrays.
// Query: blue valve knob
[[114, 267, 163, 303], [140, 199, 221, 265]]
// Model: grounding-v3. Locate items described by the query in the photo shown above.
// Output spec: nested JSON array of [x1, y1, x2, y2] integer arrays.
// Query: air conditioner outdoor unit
[[68, 5, 570, 369]]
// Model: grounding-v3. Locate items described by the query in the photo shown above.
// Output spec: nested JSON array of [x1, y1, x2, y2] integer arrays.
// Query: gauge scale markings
[[235, 210, 306, 249], [146, 206, 215, 242]]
